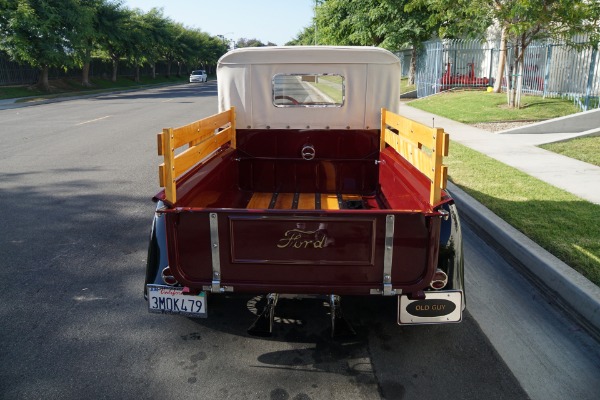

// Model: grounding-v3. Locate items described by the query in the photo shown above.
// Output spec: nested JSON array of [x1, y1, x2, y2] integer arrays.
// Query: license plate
[[147, 285, 207, 318], [398, 291, 462, 325]]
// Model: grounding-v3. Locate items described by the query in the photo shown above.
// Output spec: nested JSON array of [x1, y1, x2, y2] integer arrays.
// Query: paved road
[[0, 83, 598, 399]]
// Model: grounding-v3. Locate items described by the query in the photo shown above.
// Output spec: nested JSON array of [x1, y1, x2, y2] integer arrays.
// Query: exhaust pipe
[[430, 268, 448, 290], [161, 266, 178, 286]]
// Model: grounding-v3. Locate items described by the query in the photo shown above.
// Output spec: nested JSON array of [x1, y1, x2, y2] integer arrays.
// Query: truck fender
[[144, 201, 170, 298], [437, 200, 465, 303]]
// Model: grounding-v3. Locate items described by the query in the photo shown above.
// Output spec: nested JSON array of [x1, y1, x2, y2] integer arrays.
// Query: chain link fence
[[398, 38, 600, 111]]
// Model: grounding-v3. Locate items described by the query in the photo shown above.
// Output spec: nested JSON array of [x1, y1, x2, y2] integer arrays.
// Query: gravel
[[471, 121, 535, 132]]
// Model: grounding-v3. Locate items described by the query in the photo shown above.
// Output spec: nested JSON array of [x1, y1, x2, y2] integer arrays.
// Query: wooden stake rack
[[157, 107, 236, 204], [380, 108, 449, 205]]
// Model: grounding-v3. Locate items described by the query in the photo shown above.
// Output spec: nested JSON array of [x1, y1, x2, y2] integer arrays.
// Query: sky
[[123, 0, 316, 46]]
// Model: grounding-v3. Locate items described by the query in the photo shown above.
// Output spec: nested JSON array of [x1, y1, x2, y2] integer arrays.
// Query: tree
[[0, 0, 82, 91], [235, 38, 272, 48], [286, 26, 316, 46], [96, 1, 133, 82], [310, 0, 439, 84], [139, 8, 172, 79], [127, 8, 155, 82]]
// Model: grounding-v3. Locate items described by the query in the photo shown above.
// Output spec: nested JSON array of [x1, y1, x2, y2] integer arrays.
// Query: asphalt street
[[0, 83, 598, 399]]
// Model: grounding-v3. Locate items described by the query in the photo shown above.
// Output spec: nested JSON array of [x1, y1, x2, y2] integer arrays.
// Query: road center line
[[76, 115, 111, 126]]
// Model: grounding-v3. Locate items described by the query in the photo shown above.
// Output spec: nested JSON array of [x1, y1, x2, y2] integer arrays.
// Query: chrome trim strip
[[370, 214, 399, 295], [383, 214, 396, 296], [209, 213, 222, 293]]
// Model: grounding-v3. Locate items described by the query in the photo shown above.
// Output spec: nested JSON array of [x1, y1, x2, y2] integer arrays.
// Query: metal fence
[[0, 52, 191, 86], [399, 39, 600, 111]]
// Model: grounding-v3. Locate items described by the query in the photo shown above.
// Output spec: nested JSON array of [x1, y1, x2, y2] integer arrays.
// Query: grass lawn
[[312, 75, 344, 103], [400, 77, 416, 94], [0, 75, 189, 100], [447, 141, 600, 286], [409, 90, 580, 123], [540, 136, 600, 167]]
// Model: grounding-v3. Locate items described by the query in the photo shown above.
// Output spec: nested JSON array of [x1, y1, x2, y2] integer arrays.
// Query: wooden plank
[[158, 163, 165, 187], [171, 127, 232, 180], [274, 193, 295, 209], [163, 127, 176, 204], [439, 165, 448, 190], [383, 110, 438, 150], [298, 193, 316, 210], [157, 133, 164, 156], [386, 128, 434, 181], [247, 192, 273, 209], [321, 194, 340, 210], [380, 108, 387, 152], [229, 107, 237, 149], [430, 126, 448, 204], [441, 132, 450, 157], [172, 110, 232, 149]]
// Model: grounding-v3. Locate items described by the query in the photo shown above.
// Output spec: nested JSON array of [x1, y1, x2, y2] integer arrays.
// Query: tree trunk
[[508, 43, 519, 108], [514, 40, 527, 109], [134, 66, 140, 82], [493, 27, 507, 93], [515, 59, 524, 108], [37, 65, 50, 91], [151, 62, 156, 79], [82, 61, 91, 87], [408, 47, 417, 85], [166, 60, 172, 78], [111, 57, 118, 82]]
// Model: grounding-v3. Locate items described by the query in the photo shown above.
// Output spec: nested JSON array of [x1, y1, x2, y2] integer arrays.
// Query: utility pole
[[314, 0, 318, 45]]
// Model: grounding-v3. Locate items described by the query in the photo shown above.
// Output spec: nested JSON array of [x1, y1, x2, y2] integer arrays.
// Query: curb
[[448, 181, 600, 339]]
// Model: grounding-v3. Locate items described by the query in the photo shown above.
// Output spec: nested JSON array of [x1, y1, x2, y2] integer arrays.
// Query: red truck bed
[[154, 123, 448, 297]]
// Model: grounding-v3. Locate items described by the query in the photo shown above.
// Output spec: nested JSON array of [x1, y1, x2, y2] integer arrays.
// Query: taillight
[[161, 266, 178, 286], [430, 269, 448, 290]]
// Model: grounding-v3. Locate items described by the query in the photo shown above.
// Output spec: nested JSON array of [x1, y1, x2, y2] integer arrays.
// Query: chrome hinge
[[204, 213, 234, 294], [438, 209, 449, 220], [370, 215, 399, 296]]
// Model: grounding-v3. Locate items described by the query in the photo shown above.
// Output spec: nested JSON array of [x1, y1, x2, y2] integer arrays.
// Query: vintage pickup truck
[[144, 46, 464, 336]]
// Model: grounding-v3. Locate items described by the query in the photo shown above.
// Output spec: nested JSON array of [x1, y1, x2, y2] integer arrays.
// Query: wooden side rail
[[380, 108, 449, 205], [158, 107, 236, 204]]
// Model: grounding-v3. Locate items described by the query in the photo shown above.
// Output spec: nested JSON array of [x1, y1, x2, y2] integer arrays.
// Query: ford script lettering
[[406, 299, 456, 318], [277, 228, 330, 249]]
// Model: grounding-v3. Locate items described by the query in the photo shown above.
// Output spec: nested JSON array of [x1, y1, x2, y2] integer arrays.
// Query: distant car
[[189, 70, 207, 83]]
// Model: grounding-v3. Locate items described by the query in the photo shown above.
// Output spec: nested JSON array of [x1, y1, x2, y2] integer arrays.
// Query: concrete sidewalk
[[399, 104, 600, 205]]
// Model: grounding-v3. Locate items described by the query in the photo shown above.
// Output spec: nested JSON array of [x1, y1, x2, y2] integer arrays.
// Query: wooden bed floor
[[247, 192, 364, 210]]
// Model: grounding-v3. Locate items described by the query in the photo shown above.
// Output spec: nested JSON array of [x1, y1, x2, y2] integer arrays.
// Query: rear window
[[272, 74, 345, 107]]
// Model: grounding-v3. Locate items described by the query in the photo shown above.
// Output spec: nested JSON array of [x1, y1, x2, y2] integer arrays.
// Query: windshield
[[191, 70, 205, 75], [272, 74, 345, 107]]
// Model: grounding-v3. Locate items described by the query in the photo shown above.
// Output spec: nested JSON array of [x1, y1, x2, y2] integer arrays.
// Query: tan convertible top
[[217, 46, 401, 130]]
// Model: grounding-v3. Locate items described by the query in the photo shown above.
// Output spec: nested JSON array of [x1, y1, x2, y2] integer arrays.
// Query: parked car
[[189, 69, 207, 83]]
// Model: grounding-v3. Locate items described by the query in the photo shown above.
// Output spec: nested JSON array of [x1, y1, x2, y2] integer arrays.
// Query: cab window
[[272, 74, 345, 107]]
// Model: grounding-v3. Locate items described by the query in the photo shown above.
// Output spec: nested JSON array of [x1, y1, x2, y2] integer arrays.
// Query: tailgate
[[164, 210, 440, 295]]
